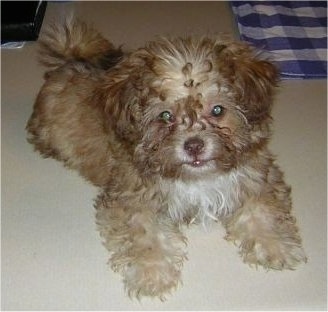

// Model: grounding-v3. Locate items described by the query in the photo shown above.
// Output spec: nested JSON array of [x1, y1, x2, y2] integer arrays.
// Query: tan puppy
[[27, 20, 306, 299]]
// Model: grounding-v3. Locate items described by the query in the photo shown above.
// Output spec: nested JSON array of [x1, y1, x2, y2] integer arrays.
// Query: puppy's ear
[[99, 50, 153, 144], [215, 42, 279, 123]]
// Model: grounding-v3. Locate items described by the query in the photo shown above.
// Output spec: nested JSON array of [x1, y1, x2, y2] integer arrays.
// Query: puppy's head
[[104, 37, 279, 180]]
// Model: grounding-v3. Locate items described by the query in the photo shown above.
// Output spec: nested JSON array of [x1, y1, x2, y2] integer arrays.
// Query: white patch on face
[[161, 76, 220, 104], [154, 52, 220, 103]]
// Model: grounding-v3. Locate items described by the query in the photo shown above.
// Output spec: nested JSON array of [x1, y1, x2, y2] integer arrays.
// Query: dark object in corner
[[1, 1, 47, 44]]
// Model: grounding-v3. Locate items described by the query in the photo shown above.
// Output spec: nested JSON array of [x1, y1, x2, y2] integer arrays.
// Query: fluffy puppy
[[27, 20, 306, 299]]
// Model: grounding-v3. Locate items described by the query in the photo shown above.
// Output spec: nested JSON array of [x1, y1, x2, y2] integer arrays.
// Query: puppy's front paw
[[239, 237, 307, 270], [123, 259, 182, 300]]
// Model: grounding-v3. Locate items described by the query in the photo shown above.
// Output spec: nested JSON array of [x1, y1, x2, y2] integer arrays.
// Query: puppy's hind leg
[[95, 191, 187, 300]]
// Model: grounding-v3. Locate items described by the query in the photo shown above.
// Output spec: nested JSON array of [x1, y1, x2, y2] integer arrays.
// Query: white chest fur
[[160, 170, 244, 225]]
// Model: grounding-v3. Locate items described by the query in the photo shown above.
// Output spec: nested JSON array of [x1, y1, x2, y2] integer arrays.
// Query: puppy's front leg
[[222, 167, 306, 270], [95, 191, 186, 300]]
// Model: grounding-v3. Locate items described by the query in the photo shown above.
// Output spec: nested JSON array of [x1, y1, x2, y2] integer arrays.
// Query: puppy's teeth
[[192, 160, 203, 167]]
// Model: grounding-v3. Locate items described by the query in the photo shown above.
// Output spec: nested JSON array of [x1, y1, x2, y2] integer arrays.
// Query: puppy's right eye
[[158, 111, 173, 123], [211, 105, 224, 117]]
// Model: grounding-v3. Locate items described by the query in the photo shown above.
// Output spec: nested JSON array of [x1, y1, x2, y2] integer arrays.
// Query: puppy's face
[[105, 38, 278, 180]]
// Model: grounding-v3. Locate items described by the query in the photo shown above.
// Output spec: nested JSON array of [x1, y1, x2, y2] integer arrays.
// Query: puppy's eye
[[158, 111, 173, 123], [211, 105, 224, 117]]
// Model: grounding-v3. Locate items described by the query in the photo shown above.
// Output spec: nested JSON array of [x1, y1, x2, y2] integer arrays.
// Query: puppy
[[26, 19, 306, 299]]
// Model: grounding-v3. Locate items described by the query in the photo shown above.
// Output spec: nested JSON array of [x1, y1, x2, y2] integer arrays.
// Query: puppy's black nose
[[184, 137, 205, 156]]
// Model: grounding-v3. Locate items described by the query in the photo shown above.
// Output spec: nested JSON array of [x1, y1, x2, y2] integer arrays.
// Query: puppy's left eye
[[158, 111, 174, 123], [211, 105, 224, 117]]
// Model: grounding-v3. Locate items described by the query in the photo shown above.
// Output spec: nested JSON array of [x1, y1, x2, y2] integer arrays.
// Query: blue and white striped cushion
[[231, 1, 327, 79]]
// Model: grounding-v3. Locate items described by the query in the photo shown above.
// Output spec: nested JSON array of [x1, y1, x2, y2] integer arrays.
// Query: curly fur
[[26, 19, 306, 299]]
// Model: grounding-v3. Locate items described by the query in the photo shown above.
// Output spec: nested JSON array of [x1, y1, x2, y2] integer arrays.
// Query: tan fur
[[26, 19, 306, 299]]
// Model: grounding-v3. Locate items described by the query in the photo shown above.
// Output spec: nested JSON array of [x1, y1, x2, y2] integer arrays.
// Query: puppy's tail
[[38, 18, 123, 70]]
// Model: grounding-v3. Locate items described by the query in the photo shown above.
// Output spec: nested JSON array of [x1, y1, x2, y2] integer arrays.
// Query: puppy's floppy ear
[[99, 50, 153, 144], [215, 42, 279, 123]]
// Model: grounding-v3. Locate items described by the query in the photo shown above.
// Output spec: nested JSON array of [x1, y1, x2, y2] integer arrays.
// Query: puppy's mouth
[[189, 159, 207, 167], [183, 158, 215, 168]]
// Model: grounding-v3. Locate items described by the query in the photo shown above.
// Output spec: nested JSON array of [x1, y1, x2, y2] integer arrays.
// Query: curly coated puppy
[[26, 19, 306, 299]]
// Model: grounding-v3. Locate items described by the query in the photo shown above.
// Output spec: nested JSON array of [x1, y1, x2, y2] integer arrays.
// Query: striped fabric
[[231, 1, 327, 79]]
